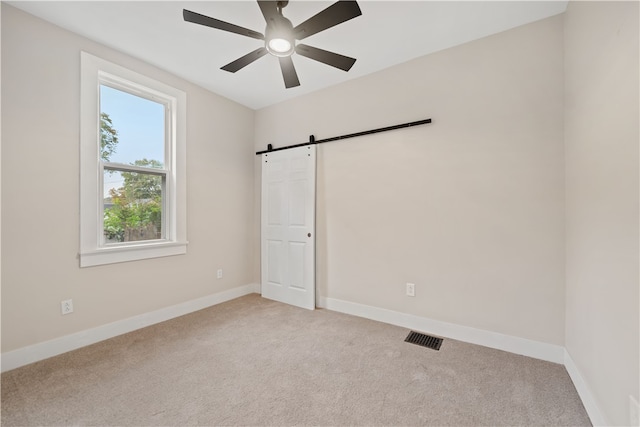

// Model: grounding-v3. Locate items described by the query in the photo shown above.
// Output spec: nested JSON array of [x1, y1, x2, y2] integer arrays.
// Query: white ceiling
[[8, 1, 568, 110]]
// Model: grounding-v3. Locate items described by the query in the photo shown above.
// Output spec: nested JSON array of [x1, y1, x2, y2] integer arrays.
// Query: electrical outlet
[[61, 299, 73, 315], [406, 283, 415, 297], [216, 269, 223, 279], [630, 395, 639, 426]]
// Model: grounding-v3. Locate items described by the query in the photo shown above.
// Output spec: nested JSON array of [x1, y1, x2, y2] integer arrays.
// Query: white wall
[[0, 3, 3, 357], [255, 15, 565, 346], [1, 4, 255, 353], [564, 2, 640, 425]]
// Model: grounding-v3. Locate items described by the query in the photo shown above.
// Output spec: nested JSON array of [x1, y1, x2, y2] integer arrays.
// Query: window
[[80, 52, 187, 267]]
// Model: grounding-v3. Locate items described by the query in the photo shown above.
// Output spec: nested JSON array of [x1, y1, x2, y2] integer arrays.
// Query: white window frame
[[80, 52, 187, 267]]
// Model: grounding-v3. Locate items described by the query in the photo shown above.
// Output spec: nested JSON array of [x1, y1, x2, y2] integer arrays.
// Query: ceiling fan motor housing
[[265, 14, 295, 57]]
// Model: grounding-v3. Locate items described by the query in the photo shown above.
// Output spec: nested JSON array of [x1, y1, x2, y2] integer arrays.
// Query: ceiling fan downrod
[[276, 1, 288, 14]]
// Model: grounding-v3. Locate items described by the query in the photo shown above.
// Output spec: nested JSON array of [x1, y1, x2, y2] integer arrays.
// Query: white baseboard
[[1, 283, 260, 373], [563, 349, 609, 426], [318, 296, 565, 364]]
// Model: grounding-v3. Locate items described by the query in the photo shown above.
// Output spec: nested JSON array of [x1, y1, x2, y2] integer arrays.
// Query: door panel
[[261, 145, 316, 310], [266, 240, 283, 285]]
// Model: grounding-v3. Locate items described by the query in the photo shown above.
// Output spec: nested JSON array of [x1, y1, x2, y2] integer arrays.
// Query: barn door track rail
[[255, 118, 432, 155]]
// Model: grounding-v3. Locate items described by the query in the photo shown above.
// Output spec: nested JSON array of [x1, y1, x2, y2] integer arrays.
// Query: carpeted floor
[[1, 294, 591, 426]]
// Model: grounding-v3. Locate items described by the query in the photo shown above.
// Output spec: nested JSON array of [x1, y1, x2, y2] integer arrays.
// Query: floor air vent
[[405, 331, 443, 351]]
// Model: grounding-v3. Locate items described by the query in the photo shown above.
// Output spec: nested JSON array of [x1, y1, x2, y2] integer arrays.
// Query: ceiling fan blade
[[257, 1, 279, 25], [278, 56, 300, 88], [295, 44, 356, 71], [221, 47, 268, 73], [293, 1, 362, 41], [183, 9, 264, 40]]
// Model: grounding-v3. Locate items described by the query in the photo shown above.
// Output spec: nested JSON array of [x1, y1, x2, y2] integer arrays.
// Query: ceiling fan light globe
[[268, 38, 292, 54]]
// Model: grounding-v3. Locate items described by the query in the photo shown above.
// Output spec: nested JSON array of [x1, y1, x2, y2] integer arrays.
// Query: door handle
[[307, 233, 312, 237]]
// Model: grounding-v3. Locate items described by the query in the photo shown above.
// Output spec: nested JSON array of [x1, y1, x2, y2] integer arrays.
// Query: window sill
[[80, 241, 188, 267]]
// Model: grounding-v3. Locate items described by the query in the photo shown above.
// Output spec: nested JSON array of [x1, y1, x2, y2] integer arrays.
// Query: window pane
[[99, 85, 165, 168], [103, 170, 164, 243]]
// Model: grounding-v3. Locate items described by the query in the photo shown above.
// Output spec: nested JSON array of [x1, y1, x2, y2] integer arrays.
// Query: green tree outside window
[[101, 113, 163, 243]]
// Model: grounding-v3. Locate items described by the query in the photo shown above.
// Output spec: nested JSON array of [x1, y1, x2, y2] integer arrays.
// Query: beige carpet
[[1, 294, 590, 426]]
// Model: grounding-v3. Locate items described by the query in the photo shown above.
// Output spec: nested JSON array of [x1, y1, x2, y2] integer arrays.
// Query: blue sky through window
[[100, 85, 165, 197]]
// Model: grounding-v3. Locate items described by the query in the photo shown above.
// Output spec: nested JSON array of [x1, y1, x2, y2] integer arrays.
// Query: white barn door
[[261, 145, 316, 310]]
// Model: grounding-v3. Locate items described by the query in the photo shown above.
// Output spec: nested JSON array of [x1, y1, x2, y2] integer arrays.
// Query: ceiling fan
[[183, 1, 362, 89]]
